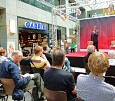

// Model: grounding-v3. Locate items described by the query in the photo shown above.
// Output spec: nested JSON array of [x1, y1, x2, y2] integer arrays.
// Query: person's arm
[[72, 87, 77, 94], [7, 62, 31, 88], [40, 54, 51, 69], [67, 74, 77, 94], [91, 32, 93, 41]]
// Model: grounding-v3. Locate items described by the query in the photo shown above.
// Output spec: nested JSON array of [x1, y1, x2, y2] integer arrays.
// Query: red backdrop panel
[[80, 16, 115, 49]]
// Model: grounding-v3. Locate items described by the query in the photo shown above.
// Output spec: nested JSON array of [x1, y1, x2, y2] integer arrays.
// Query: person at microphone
[[91, 26, 99, 51]]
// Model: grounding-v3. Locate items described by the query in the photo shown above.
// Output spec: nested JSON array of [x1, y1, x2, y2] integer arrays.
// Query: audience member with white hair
[[84, 45, 95, 73], [108, 50, 115, 66], [0, 50, 45, 101]]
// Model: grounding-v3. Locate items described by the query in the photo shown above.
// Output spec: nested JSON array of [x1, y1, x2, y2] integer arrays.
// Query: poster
[[7, 41, 15, 57]]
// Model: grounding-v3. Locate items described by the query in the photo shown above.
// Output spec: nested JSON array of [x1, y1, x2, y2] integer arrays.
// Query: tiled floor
[[1, 92, 32, 101], [1, 92, 47, 101]]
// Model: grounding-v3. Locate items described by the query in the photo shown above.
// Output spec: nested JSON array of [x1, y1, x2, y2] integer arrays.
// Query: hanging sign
[[25, 21, 48, 30]]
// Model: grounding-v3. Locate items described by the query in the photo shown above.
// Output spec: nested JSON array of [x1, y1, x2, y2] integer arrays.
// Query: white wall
[[0, 0, 76, 49]]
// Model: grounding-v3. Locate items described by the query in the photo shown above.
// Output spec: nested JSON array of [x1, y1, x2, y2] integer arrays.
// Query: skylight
[[76, 0, 115, 10]]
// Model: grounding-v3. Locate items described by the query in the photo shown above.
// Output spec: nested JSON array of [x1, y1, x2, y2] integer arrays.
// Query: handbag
[[12, 88, 24, 100]]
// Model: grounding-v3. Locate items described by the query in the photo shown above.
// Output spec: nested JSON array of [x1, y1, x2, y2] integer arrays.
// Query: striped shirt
[[31, 55, 46, 70], [76, 73, 115, 101]]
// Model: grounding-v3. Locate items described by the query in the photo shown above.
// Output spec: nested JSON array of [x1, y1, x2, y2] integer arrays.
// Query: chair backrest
[[83, 62, 90, 74], [104, 76, 115, 87], [0, 78, 15, 95], [44, 88, 67, 101], [105, 65, 115, 86], [87, 41, 93, 45], [105, 65, 115, 76], [76, 97, 84, 101]]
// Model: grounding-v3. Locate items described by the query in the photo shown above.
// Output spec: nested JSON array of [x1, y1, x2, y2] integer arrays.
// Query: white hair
[[11, 50, 23, 57], [108, 50, 115, 59], [87, 45, 95, 53]]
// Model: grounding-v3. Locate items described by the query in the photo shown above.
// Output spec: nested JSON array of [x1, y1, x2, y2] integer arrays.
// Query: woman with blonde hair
[[76, 52, 115, 101]]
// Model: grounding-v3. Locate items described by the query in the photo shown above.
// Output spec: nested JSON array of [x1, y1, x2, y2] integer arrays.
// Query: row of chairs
[[44, 65, 115, 101], [0, 78, 35, 101], [44, 88, 84, 101], [0, 78, 84, 101]]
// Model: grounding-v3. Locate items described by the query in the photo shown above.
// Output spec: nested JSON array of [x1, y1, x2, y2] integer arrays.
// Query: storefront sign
[[25, 21, 48, 30]]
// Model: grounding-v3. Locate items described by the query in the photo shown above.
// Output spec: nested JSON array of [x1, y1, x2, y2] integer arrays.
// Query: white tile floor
[[2, 92, 32, 101], [1, 92, 47, 101]]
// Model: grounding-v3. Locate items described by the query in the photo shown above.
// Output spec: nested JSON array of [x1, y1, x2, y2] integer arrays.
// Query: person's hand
[[29, 74, 34, 79]]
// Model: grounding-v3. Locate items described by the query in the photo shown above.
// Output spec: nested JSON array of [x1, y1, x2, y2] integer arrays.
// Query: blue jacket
[[0, 60, 31, 89]]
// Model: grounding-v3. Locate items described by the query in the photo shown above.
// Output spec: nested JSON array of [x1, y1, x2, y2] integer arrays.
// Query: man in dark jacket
[[0, 50, 44, 101], [43, 48, 77, 101], [43, 45, 52, 65], [91, 26, 99, 51]]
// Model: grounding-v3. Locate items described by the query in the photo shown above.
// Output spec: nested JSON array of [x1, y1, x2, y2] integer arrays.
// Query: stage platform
[[66, 50, 109, 67]]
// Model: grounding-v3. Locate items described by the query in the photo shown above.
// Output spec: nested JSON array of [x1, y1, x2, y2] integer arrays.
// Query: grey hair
[[87, 45, 95, 53], [108, 50, 115, 59], [11, 50, 23, 57]]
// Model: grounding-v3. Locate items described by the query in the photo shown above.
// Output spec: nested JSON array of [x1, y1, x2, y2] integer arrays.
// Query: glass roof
[[76, 0, 115, 10]]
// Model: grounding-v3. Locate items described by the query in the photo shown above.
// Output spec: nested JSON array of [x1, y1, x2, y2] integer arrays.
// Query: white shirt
[[0, 56, 8, 64], [109, 59, 115, 66]]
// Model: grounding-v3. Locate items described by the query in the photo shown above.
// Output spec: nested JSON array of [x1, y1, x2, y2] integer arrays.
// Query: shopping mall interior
[[0, 0, 115, 101]]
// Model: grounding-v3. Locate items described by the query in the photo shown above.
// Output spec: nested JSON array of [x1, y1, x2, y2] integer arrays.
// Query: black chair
[[105, 65, 115, 76], [83, 62, 90, 74], [104, 76, 115, 87], [105, 65, 115, 86]]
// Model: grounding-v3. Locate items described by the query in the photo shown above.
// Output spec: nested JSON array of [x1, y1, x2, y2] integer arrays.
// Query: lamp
[[10, 20, 16, 34]]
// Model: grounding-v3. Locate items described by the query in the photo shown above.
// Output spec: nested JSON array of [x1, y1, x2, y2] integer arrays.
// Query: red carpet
[[66, 51, 108, 58]]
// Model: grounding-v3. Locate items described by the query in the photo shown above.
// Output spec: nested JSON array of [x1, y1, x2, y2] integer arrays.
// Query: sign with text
[[25, 21, 48, 30]]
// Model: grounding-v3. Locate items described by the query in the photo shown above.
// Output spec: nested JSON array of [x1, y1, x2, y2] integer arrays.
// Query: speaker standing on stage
[[91, 26, 99, 51]]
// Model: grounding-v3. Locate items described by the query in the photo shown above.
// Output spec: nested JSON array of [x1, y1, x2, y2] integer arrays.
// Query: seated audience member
[[108, 50, 115, 66], [0, 48, 8, 64], [43, 45, 52, 65], [43, 48, 77, 101], [31, 45, 50, 77], [84, 45, 95, 74], [20, 49, 33, 74], [0, 50, 45, 101], [63, 57, 72, 72], [64, 40, 70, 54], [76, 52, 115, 101]]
